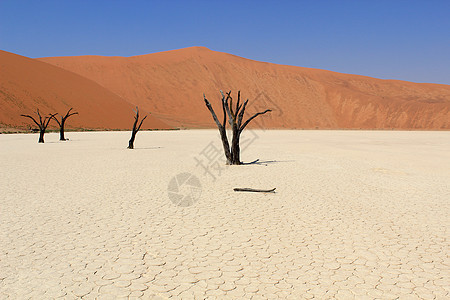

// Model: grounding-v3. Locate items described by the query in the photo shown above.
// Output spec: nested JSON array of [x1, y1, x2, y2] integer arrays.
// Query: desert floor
[[0, 130, 449, 299]]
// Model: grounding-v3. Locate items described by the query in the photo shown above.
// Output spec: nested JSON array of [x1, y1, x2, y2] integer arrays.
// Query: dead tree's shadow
[[242, 159, 295, 166], [134, 146, 163, 150]]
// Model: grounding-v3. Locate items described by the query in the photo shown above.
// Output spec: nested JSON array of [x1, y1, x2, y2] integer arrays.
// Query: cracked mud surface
[[1, 130, 449, 299]]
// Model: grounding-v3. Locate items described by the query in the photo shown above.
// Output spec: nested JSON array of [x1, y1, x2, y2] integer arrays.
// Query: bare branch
[[234, 90, 241, 119], [221, 91, 234, 126], [51, 114, 62, 126], [65, 108, 73, 118], [134, 107, 140, 120], [21, 114, 41, 128], [236, 103, 242, 115], [237, 100, 249, 129], [229, 94, 234, 117], [67, 112, 79, 118], [240, 109, 272, 132], [233, 187, 276, 193], [131, 108, 140, 132], [204, 92, 232, 163], [65, 108, 78, 119], [137, 115, 148, 132], [204, 94, 223, 130], [220, 90, 232, 127], [132, 106, 139, 116], [221, 96, 227, 128], [43, 113, 57, 130], [37, 109, 43, 126]]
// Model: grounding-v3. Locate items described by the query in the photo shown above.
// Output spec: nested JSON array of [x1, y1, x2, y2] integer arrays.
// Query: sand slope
[[40, 47, 450, 129], [0, 50, 170, 130]]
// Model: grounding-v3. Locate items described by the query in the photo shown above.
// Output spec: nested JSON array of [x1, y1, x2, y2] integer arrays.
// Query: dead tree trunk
[[38, 130, 45, 143], [204, 90, 271, 165], [52, 108, 78, 141], [21, 109, 57, 143], [128, 106, 147, 149], [203, 93, 232, 163]]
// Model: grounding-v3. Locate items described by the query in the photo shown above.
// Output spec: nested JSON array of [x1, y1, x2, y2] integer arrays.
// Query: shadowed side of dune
[[0, 50, 171, 130]]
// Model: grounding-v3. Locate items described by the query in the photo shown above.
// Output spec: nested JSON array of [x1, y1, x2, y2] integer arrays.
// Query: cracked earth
[[0, 130, 449, 299]]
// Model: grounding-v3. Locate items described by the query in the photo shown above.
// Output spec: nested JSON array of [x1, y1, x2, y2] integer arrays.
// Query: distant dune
[[39, 47, 450, 130], [0, 50, 170, 130]]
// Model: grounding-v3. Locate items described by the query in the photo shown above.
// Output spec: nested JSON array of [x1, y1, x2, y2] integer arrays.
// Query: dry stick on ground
[[128, 106, 147, 149], [204, 90, 271, 165], [51, 108, 78, 141], [233, 188, 276, 193], [21, 109, 57, 143]]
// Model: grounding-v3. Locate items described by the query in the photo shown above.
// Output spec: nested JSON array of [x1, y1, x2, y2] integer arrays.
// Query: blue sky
[[1, 0, 449, 84]]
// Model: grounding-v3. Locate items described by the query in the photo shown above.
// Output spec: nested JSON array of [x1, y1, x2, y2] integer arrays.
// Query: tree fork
[[52, 108, 78, 141], [21, 109, 57, 143]]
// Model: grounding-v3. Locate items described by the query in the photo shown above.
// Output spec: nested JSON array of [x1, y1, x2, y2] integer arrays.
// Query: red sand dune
[[39, 47, 450, 130], [0, 50, 170, 130]]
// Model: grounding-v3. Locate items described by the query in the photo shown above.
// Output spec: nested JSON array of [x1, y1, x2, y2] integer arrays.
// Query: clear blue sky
[[1, 0, 449, 84]]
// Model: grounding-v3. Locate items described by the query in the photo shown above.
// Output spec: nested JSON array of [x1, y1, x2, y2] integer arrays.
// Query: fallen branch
[[233, 188, 276, 193]]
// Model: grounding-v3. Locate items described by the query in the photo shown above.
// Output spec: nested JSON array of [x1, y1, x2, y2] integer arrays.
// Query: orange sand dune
[[0, 50, 170, 130], [39, 47, 450, 129]]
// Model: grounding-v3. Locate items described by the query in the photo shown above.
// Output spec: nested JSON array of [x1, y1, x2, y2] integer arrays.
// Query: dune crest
[[39, 46, 450, 129]]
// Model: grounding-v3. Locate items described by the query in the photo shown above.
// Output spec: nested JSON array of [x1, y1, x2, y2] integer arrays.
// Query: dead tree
[[204, 90, 271, 165], [128, 106, 147, 149], [52, 108, 78, 141], [21, 109, 57, 143]]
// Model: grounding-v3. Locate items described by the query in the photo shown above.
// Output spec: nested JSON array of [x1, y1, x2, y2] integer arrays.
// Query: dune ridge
[[39, 46, 450, 129]]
